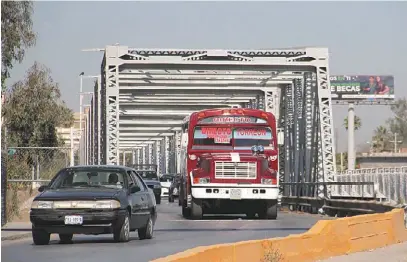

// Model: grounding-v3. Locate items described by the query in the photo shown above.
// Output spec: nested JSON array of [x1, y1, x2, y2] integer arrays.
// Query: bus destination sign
[[201, 127, 231, 144], [198, 116, 267, 125]]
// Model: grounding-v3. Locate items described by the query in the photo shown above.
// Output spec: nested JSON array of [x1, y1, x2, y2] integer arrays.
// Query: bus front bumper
[[191, 185, 279, 200]]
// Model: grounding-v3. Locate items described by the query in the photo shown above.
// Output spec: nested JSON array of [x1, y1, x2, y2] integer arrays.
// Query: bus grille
[[214, 161, 257, 179]]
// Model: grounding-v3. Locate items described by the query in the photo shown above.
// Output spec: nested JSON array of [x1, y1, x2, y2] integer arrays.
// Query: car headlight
[[261, 178, 273, 185], [94, 200, 121, 209], [31, 200, 54, 209], [31, 200, 121, 209], [154, 184, 161, 188]]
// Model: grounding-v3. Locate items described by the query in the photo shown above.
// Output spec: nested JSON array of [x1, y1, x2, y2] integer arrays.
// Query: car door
[[131, 171, 150, 226], [126, 171, 144, 229]]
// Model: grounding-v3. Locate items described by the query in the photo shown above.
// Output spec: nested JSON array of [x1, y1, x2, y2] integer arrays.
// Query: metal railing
[[333, 166, 407, 205], [280, 182, 396, 216]]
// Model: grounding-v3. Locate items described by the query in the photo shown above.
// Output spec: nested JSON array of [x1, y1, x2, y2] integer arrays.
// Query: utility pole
[[389, 133, 402, 153]]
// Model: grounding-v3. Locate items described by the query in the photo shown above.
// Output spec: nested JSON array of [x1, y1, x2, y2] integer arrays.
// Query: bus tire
[[190, 198, 203, 220], [258, 201, 278, 220]]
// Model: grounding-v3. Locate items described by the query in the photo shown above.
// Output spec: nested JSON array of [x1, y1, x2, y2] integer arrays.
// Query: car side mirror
[[38, 185, 47, 192], [130, 185, 140, 194]]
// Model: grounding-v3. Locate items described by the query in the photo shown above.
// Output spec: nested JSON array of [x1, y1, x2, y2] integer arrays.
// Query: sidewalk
[[320, 242, 407, 262], [1, 222, 32, 241]]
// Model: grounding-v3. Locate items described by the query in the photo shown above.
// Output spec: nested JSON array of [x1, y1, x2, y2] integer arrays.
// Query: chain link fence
[[1, 149, 7, 226], [4, 146, 74, 222]]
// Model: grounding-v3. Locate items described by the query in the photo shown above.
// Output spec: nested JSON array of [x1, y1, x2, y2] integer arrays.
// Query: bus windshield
[[192, 126, 273, 150]]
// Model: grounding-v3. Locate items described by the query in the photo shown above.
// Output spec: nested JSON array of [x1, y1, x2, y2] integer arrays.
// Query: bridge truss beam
[[84, 45, 336, 199]]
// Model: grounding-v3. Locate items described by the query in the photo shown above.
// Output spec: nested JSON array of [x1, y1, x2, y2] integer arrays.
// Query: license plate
[[230, 189, 242, 200], [64, 215, 83, 225]]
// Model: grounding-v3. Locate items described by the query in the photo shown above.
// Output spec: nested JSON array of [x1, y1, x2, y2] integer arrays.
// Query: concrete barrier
[[151, 209, 407, 262]]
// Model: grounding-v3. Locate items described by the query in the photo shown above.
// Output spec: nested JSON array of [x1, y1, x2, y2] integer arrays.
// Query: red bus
[[178, 108, 279, 220]]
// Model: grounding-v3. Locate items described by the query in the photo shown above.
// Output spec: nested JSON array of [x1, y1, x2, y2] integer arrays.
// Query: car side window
[[131, 171, 146, 191], [126, 171, 136, 188]]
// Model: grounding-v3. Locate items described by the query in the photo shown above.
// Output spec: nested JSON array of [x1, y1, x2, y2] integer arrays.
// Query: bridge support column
[[156, 141, 161, 175], [132, 150, 136, 165], [148, 144, 153, 164], [136, 148, 140, 165], [165, 136, 170, 174], [122, 151, 126, 166], [101, 46, 126, 164], [160, 138, 165, 174], [142, 146, 147, 165], [175, 131, 181, 174]]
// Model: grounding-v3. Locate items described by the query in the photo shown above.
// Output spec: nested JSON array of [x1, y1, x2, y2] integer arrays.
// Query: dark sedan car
[[30, 165, 157, 245], [135, 170, 162, 204], [168, 174, 181, 203]]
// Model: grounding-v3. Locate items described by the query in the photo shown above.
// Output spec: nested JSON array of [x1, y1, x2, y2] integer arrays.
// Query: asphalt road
[[2, 199, 328, 262]]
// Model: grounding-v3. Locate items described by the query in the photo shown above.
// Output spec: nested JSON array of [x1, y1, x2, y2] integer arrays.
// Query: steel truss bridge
[[79, 45, 406, 203]]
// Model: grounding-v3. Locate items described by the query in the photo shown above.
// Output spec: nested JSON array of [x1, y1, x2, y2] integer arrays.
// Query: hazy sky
[[6, 1, 407, 152]]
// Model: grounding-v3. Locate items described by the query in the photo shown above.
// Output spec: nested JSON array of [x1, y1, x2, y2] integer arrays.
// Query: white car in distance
[[159, 174, 175, 197]]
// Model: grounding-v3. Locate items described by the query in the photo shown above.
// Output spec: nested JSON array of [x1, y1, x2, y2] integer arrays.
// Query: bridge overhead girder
[[92, 45, 336, 198]]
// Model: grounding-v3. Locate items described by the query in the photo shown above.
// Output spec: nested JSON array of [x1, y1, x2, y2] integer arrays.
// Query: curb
[[1, 232, 32, 241]]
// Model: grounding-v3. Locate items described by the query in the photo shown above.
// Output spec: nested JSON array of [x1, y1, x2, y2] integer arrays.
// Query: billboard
[[330, 75, 394, 101]]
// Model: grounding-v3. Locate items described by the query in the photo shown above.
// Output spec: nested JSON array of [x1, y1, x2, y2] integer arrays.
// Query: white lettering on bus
[[236, 128, 267, 136]]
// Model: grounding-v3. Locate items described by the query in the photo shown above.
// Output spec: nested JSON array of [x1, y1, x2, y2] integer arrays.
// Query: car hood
[[36, 188, 120, 201], [144, 180, 161, 186]]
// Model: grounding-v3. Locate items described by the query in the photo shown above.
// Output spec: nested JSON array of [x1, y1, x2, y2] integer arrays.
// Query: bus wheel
[[258, 201, 278, 220], [190, 198, 203, 220]]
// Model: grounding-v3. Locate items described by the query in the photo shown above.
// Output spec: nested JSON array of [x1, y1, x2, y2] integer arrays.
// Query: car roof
[[66, 165, 133, 171]]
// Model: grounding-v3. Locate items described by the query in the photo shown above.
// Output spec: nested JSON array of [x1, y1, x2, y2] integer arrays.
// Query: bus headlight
[[193, 177, 210, 184], [199, 177, 210, 184], [261, 178, 273, 185]]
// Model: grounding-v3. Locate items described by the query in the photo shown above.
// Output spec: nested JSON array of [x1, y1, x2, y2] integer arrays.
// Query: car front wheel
[[32, 226, 50, 245], [113, 211, 130, 242], [138, 216, 154, 240]]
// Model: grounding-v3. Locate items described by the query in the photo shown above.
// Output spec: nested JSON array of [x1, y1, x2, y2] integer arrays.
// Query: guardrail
[[152, 208, 407, 262], [280, 182, 401, 217], [334, 168, 407, 205]]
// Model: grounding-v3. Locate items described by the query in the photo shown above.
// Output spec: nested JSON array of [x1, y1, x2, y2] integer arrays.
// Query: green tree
[[3, 62, 73, 147], [3, 62, 73, 220], [371, 125, 392, 152], [343, 115, 362, 131], [1, 1, 36, 90], [386, 98, 407, 145]]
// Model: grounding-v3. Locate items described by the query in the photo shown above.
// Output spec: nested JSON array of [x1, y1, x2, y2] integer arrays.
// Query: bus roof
[[183, 108, 276, 124]]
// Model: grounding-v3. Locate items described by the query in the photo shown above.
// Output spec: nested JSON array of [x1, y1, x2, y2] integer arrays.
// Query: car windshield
[[49, 168, 126, 189], [160, 175, 174, 182], [137, 171, 158, 180]]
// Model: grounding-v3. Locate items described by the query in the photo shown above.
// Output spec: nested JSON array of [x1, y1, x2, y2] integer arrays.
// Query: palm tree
[[372, 125, 391, 152], [343, 115, 362, 131]]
